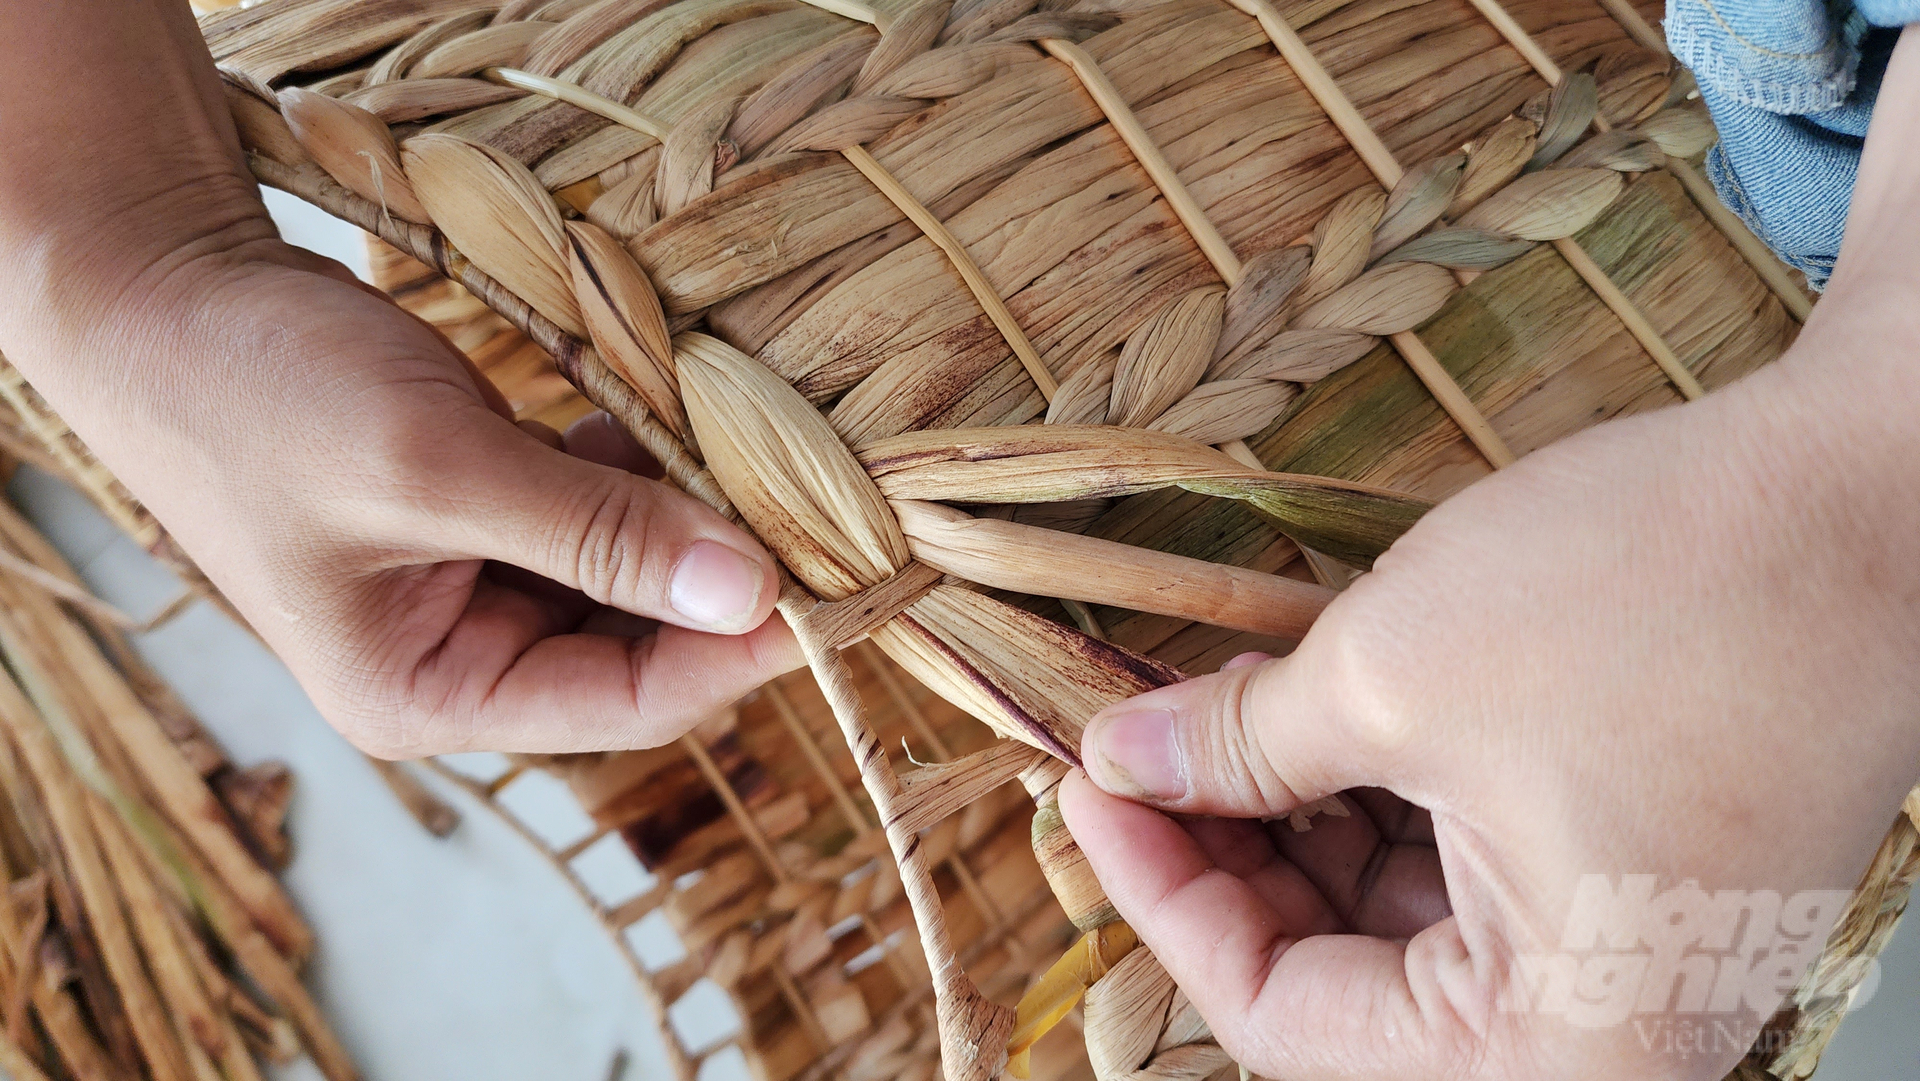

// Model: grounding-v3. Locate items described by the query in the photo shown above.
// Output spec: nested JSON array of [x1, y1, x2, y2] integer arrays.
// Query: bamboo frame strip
[[1562, 14, 1815, 322], [1666, 158, 1813, 321], [1449, 1, 1705, 399], [767, 682, 872, 831], [1223, 0, 1520, 466], [1038, 38, 1244, 284], [1552, 236, 1704, 398], [777, 587, 1012, 1081], [493, 64, 1061, 401], [1594, 0, 1670, 53], [485, 67, 668, 140], [771, 965, 835, 1054], [417, 759, 698, 1081], [1462, 0, 1565, 83], [838, 146, 1058, 399], [678, 733, 790, 885], [855, 641, 953, 761], [840, 642, 1018, 956], [1222, 0, 1404, 186], [0, 546, 142, 630], [769, 677, 1005, 978], [1388, 330, 1514, 467], [1033, 33, 1290, 474]]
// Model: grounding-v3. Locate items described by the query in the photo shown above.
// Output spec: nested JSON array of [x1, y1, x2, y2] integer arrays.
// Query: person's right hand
[[1059, 316, 1920, 1077], [1057, 31, 1920, 1064]]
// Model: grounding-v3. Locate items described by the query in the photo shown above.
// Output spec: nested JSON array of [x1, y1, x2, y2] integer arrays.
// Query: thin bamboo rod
[[0, 547, 142, 630], [677, 734, 789, 885], [1039, 39, 1243, 284], [1222, 0, 1522, 466], [1034, 35, 1284, 470], [1451, 2, 1707, 399], [777, 586, 1011, 1081], [1462, 0, 1564, 82], [493, 65, 1060, 400], [1665, 158, 1813, 320], [840, 146, 1058, 399], [1593, 0, 1669, 52], [770, 965, 834, 1053], [1552, 236, 1704, 398], [1222, 0, 1404, 186], [765, 683, 871, 832], [417, 760, 697, 1081], [485, 68, 668, 139], [854, 641, 953, 761], [1390, 331, 1515, 466]]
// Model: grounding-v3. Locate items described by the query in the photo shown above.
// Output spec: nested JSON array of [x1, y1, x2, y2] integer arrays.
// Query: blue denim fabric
[[1666, 0, 1911, 287]]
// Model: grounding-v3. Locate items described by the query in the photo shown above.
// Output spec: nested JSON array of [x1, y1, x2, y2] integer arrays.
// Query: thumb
[[1079, 650, 1377, 817], [431, 412, 781, 635]]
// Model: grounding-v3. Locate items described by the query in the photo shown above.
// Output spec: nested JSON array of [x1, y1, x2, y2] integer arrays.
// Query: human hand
[[0, 0, 804, 758], [4, 237, 803, 756], [1059, 291, 1920, 1078]]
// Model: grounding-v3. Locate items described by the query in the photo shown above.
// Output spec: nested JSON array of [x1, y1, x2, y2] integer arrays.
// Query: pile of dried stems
[[0, 488, 359, 1081], [142, 0, 1920, 1077]]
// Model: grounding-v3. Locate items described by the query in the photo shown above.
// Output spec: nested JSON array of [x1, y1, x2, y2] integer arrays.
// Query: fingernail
[[1084, 708, 1185, 801], [668, 541, 762, 632]]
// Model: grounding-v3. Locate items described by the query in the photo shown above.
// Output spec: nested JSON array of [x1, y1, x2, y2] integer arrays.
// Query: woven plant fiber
[[193, 0, 1919, 1078]]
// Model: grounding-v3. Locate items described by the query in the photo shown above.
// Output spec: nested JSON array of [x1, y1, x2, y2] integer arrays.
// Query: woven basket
[[200, 0, 1920, 1078]]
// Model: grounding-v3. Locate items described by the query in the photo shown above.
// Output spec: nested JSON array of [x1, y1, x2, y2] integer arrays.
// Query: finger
[[517, 418, 563, 450], [1268, 793, 1450, 939], [1077, 653, 1372, 818], [359, 570, 803, 755], [1182, 816, 1344, 937], [415, 406, 781, 636], [563, 411, 663, 479], [1219, 650, 1271, 672], [1060, 772, 1472, 1080]]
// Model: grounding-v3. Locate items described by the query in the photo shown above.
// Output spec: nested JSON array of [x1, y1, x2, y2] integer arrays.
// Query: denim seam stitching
[[1696, 0, 1833, 59], [1668, 18, 1856, 113]]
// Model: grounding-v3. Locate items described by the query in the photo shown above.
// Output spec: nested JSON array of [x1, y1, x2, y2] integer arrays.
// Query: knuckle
[[550, 478, 658, 606], [625, 635, 699, 747], [1309, 600, 1423, 758], [1212, 665, 1302, 809]]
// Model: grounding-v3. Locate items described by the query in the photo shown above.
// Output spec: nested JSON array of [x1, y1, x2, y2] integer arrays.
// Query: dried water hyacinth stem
[[778, 587, 1015, 1081], [1441, 0, 1803, 387], [268, 110, 1422, 1076], [480, 61, 1062, 397], [1207, 0, 1516, 466], [858, 425, 1430, 567], [889, 500, 1333, 639], [1462, 0, 1813, 321], [210, 4, 1814, 1076], [0, 507, 357, 1081], [1228, 0, 1706, 452]]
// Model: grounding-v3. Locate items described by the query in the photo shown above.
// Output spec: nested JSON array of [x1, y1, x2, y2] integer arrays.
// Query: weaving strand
[[185, 0, 1896, 1077]]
